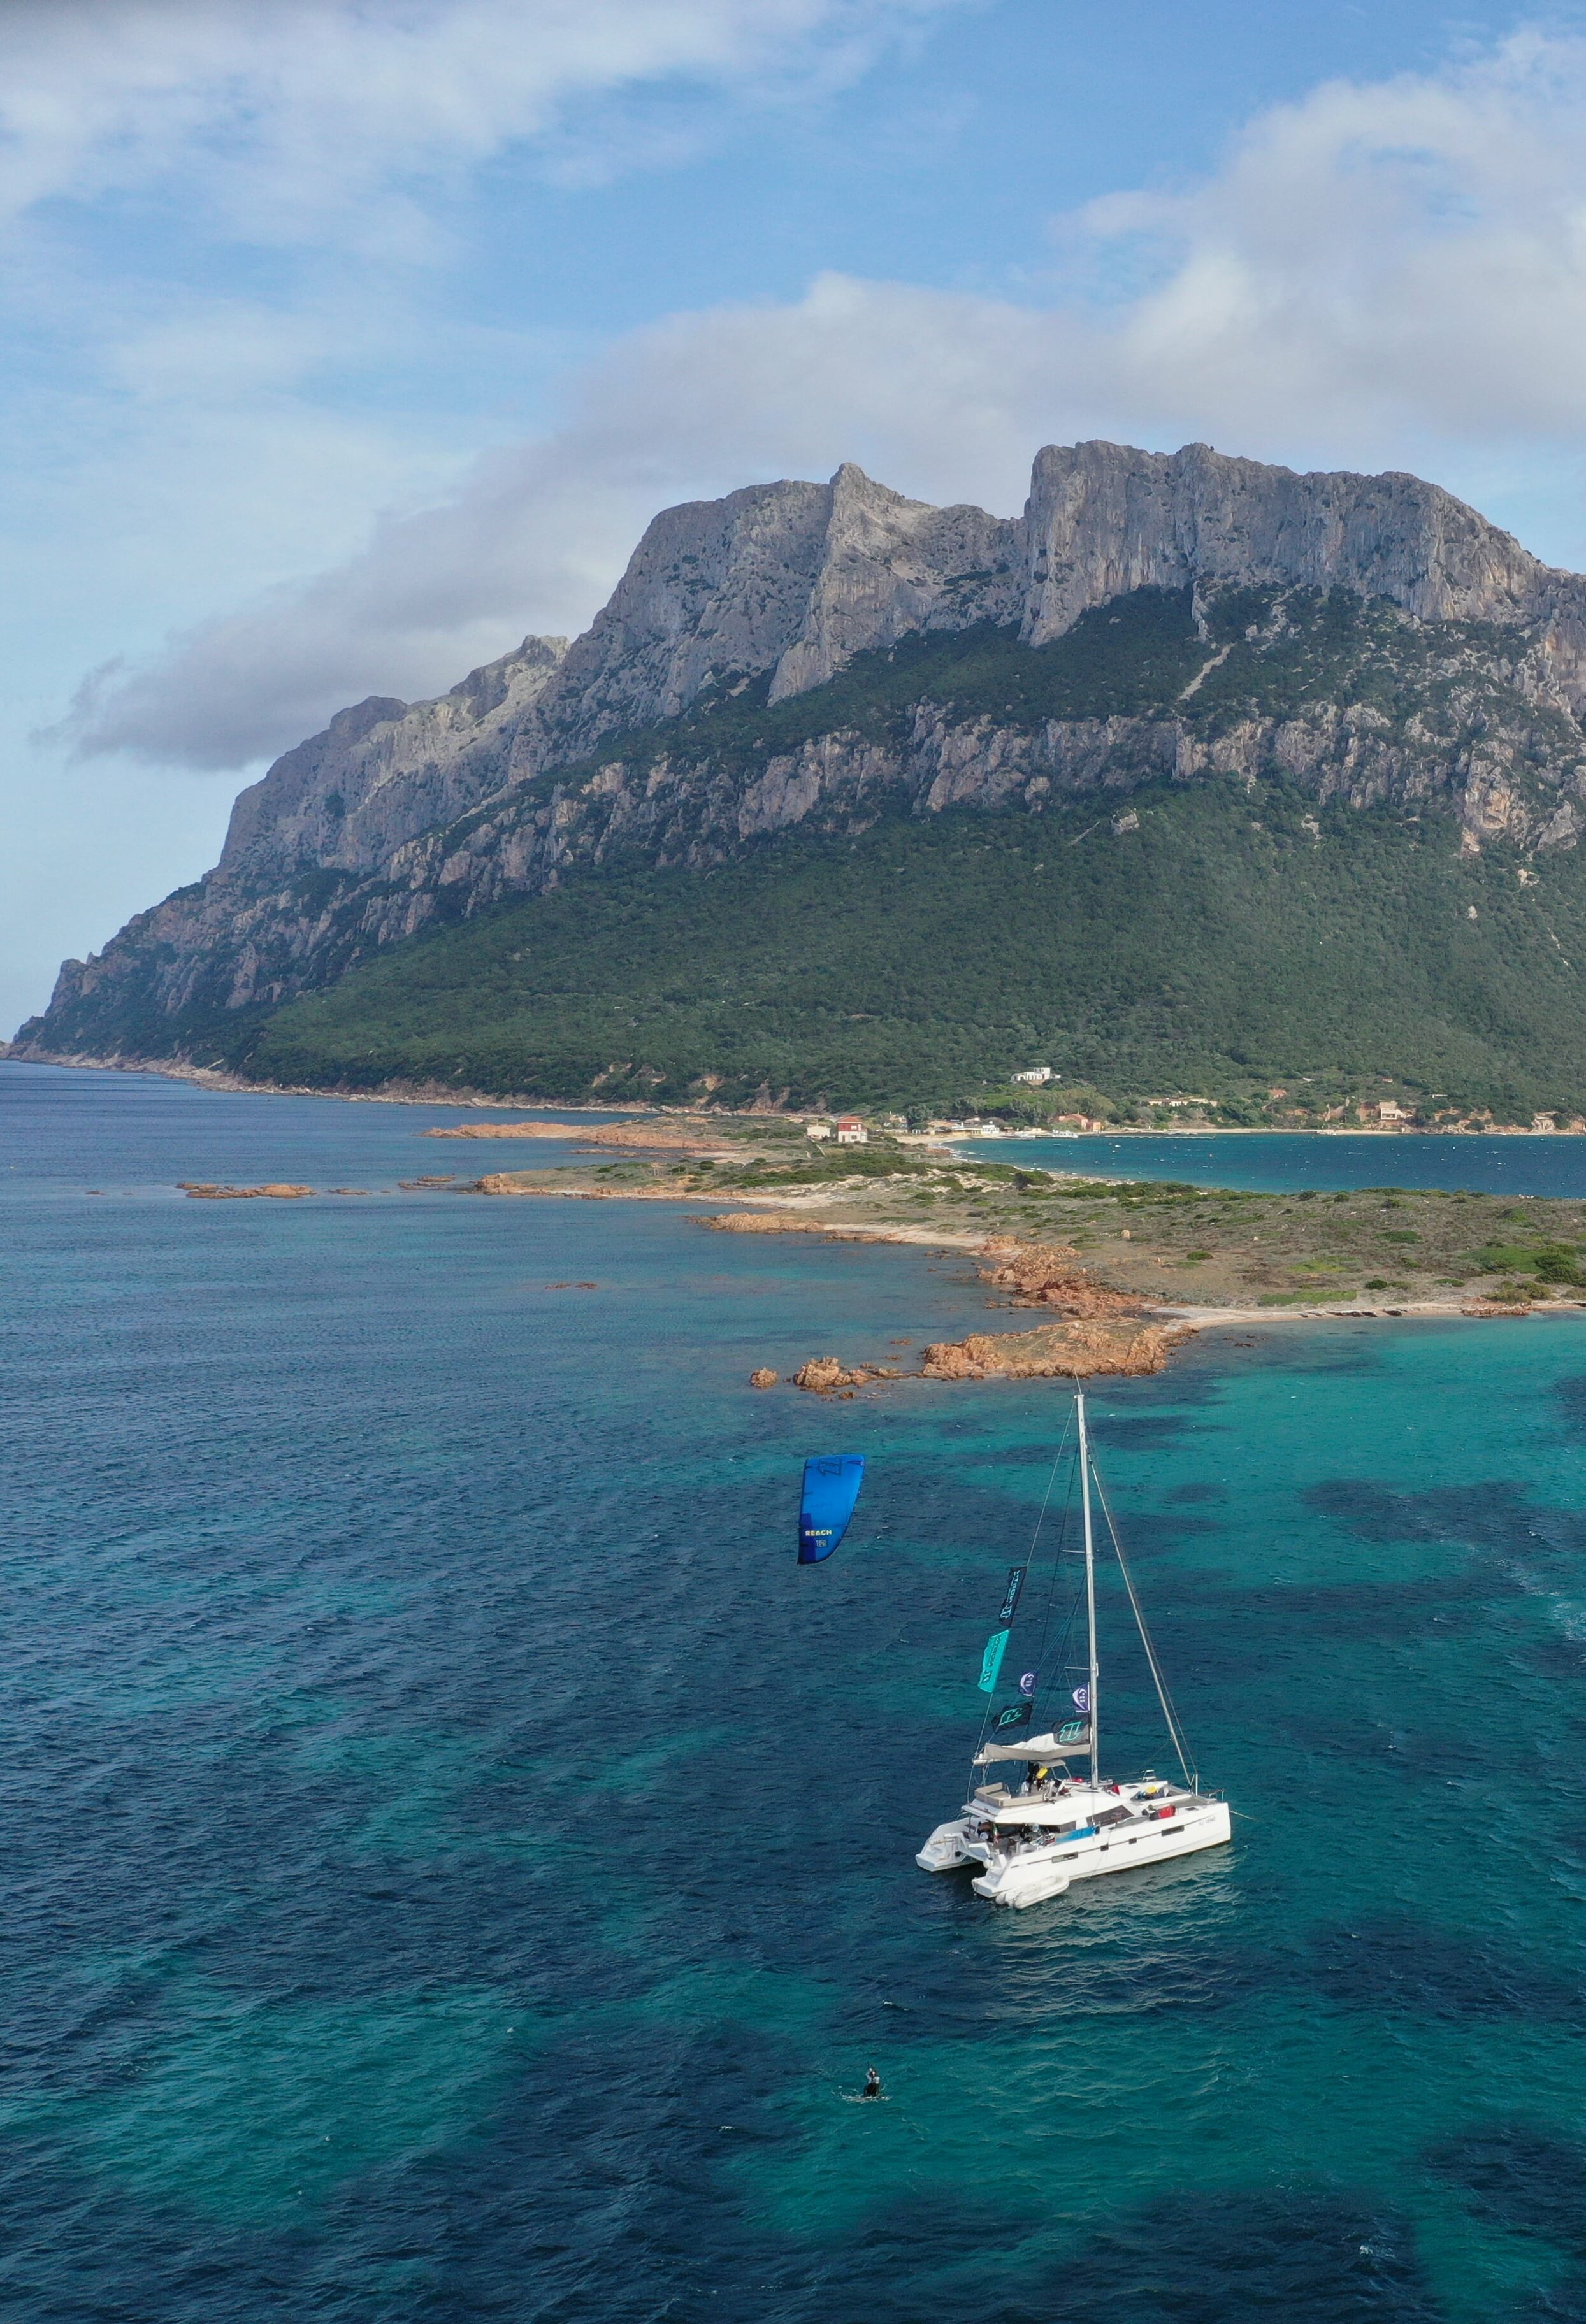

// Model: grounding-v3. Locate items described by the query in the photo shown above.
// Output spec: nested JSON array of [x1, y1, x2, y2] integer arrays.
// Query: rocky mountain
[[217, 632, 568, 891], [17, 438, 1586, 1080]]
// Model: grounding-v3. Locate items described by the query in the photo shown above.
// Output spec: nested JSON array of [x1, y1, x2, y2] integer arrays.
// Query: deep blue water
[[958, 1128, 1586, 1196], [6, 1063, 1586, 2322]]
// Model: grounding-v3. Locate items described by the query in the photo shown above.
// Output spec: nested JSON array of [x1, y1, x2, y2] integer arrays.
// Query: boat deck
[[969, 1775, 1196, 1830]]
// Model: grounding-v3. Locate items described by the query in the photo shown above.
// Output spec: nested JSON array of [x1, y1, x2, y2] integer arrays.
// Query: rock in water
[[178, 1183, 315, 1200]]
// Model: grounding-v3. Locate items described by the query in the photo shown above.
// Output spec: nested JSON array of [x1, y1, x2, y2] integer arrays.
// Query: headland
[[425, 1115, 1586, 1389]]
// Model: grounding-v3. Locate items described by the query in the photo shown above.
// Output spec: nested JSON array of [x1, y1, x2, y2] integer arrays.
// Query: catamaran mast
[[1076, 1388, 1099, 1788]]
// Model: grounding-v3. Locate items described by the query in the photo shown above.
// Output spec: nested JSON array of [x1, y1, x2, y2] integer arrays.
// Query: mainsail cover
[[974, 1727, 1092, 1765], [798, 1455, 865, 1563]]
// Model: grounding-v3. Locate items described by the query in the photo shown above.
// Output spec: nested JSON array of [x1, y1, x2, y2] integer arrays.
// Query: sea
[[5, 1061, 1586, 2323], [956, 1125, 1586, 1198]]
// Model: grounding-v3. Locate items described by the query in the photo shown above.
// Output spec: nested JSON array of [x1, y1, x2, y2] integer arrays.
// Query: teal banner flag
[[978, 1630, 1010, 1694]]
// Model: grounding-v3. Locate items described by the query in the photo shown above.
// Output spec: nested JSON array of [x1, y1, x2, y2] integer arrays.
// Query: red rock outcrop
[[791, 1356, 905, 1393], [978, 1237, 1139, 1317], [921, 1321, 1181, 1380], [179, 1182, 314, 1199]]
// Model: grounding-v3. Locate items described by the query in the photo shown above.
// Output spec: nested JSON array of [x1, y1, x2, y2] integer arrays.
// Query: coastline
[[956, 1123, 1586, 1140], [0, 1049, 660, 1116], [15, 1056, 1586, 1389], [468, 1177, 1586, 1388], [8, 1051, 1586, 1137]]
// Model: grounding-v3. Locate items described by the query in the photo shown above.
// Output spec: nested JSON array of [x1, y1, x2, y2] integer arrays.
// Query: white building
[[805, 1122, 832, 1140], [834, 1117, 868, 1145], [1012, 1067, 1052, 1085]]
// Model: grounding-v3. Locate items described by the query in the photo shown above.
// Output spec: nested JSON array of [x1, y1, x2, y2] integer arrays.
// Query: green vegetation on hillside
[[22, 578, 1586, 1110], [229, 777, 1586, 1114]]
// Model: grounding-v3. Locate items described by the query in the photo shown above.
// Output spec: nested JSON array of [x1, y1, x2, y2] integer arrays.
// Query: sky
[[10, 0, 1586, 1028]]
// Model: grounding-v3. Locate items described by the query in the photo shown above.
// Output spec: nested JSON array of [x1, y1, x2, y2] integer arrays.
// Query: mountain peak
[[1021, 438, 1557, 645]]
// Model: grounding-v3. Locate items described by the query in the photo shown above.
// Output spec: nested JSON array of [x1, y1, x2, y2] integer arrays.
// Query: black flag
[[998, 1566, 1027, 1625], [993, 1699, 1033, 1732]]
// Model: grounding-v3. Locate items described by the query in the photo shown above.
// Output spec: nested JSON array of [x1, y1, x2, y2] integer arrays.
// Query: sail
[[798, 1455, 865, 1563]]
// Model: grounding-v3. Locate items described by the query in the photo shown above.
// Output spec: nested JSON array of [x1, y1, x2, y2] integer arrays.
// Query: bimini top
[[974, 1726, 1092, 1766]]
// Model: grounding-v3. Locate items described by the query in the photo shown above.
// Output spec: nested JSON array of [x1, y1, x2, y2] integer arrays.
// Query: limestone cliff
[[1019, 441, 1579, 652], [18, 438, 1586, 1063], [218, 633, 570, 890]]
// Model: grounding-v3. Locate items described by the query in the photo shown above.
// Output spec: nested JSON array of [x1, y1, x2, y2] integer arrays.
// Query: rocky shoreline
[[96, 1091, 1586, 1396], [459, 1124, 1586, 1390]]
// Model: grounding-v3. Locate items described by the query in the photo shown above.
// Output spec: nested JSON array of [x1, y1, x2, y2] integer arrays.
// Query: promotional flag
[[978, 1630, 1010, 1694], [993, 1700, 1033, 1732], [998, 1567, 1026, 1625]]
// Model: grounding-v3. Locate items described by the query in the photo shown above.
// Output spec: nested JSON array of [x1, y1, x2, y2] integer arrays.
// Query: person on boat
[[861, 2068, 883, 2100]]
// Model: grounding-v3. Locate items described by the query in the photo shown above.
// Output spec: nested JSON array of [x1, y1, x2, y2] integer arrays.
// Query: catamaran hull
[[973, 1860, 1071, 1909], [967, 1800, 1232, 1907], [916, 1818, 975, 1871]]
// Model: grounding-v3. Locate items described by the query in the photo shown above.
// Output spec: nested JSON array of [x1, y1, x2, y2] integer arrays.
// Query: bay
[[958, 1126, 1586, 1196], [3, 1063, 1586, 2322]]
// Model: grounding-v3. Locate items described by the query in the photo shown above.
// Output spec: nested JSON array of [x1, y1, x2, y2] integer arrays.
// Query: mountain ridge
[[17, 438, 1586, 1108]]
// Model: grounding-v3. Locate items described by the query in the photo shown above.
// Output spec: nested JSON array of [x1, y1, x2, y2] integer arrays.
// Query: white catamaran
[[917, 1389, 1232, 1909]]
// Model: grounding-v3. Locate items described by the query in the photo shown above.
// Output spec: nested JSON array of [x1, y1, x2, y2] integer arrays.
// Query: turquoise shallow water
[[958, 1128, 1586, 1196], [5, 1064, 1586, 2321]]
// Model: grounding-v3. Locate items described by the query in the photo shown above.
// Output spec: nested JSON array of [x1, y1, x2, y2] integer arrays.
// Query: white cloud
[[57, 274, 1061, 767], [0, 0, 962, 245], [57, 29, 1586, 771], [1074, 29, 1586, 448]]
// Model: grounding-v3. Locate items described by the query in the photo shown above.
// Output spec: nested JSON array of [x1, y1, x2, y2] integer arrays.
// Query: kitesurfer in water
[[861, 2067, 883, 2100]]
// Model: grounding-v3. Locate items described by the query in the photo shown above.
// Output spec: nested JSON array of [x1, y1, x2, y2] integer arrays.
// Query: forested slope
[[227, 778, 1586, 1118]]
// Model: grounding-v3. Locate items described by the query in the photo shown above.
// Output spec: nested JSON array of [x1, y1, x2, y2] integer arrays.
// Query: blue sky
[[7, 0, 1586, 1026]]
